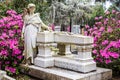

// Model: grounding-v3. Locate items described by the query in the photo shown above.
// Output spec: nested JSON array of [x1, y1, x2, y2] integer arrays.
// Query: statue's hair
[[27, 3, 35, 8]]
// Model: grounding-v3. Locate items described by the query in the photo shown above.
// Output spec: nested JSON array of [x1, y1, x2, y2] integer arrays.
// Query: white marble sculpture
[[22, 3, 50, 65]]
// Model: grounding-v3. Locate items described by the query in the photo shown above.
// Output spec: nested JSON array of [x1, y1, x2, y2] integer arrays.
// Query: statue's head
[[27, 3, 36, 14]]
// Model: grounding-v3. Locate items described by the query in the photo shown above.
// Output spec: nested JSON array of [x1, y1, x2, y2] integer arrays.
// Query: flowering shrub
[[85, 10, 120, 64], [0, 10, 24, 75]]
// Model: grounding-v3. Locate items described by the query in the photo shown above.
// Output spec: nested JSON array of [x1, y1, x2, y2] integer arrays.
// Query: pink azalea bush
[[0, 10, 24, 75], [85, 10, 120, 64]]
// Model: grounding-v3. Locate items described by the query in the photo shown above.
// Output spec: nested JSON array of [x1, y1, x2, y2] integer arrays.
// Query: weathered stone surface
[[96, 73, 102, 80], [34, 57, 54, 68], [37, 32, 93, 45], [54, 57, 96, 73], [102, 70, 112, 80], [36, 43, 53, 58], [20, 65, 112, 80], [0, 70, 6, 80], [2, 75, 15, 80], [77, 45, 93, 52], [34, 43, 54, 68], [37, 31, 54, 43], [0, 70, 15, 80], [77, 52, 92, 59], [54, 32, 93, 45]]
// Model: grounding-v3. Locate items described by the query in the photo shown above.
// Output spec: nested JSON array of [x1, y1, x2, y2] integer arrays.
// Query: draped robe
[[22, 13, 49, 63]]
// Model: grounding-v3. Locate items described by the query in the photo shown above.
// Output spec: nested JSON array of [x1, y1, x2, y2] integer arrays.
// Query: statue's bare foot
[[25, 63, 29, 66], [22, 58, 26, 64]]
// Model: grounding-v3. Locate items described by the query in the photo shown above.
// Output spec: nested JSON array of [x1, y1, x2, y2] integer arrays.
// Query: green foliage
[[11, 0, 50, 21], [0, 0, 51, 22], [0, 1, 12, 17], [88, 5, 104, 26], [97, 59, 120, 76]]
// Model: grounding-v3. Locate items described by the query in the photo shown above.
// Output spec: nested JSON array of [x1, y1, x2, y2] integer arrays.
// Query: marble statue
[[22, 3, 50, 65]]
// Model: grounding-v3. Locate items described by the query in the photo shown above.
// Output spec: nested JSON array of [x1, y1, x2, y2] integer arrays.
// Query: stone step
[[0, 70, 6, 80], [20, 65, 112, 80], [0, 70, 15, 80]]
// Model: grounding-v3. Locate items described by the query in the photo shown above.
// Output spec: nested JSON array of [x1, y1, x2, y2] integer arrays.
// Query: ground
[[13, 74, 120, 80], [13, 74, 39, 80]]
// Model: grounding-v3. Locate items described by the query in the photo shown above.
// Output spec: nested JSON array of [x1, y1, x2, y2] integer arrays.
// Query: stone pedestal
[[34, 31, 54, 68], [57, 43, 71, 55], [34, 43, 54, 68], [74, 45, 96, 73]]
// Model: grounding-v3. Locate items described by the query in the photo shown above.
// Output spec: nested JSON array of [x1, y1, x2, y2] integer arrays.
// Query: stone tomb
[[34, 31, 96, 73], [24, 31, 112, 80]]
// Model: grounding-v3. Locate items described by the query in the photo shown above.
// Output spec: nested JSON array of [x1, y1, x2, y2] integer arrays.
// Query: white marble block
[[34, 57, 54, 68], [0, 70, 6, 80], [37, 43, 53, 58], [76, 45, 93, 59], [34, 43, 54, 68], [54, 32, 93, 45], [37, 31, 54, 43], [55, 57, 96, 73]]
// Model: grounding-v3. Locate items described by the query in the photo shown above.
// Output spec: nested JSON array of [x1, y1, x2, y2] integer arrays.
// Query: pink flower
[[110, 41, 119, 48], [112, 10, 116, 14], [84, 31, 88, 36], [0, 50, 8, 56], [102, 40, 109, 45], [94, 37, 98, 42], [93, 27, 98, 30], [99, 27, 105, 31], [9, 39, 18, 49], [17, 55, 23, 60], [10, 67, 16, 73], [2, 33, 9, 38], [5, 61, 10, 64], [12, 48, 21, 55], [97, 32, 101, 38], [95, 17, 99, 20], [108, 52, 119, 59], [104, 21, 107, 25], [93, 50, 97, 54], [93, 43, 97, 47], [98, 22, 102, 25], [5, 66, 16, 73], [105, 18, 109, 22], [6, 10, 17, 15], [14, 61, 17, 64], [85, 25, 89, 29], [100, 50, 109, 58], [112, 18, 115, 22], [107, 27, 113, 33], [88, 28, 93, 33], [99, 16, 103, 19], [9, 30, 15, 37], [0, 9, 24, 75], [105, 11, 110, 15], [105, 59, 111, 64]]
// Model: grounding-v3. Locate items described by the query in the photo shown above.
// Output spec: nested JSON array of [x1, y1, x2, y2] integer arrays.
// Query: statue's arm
[[41, 21, 49, 30], [38, 14, 50, 31]]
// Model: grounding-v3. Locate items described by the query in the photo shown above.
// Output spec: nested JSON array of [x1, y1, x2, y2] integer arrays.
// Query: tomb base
[[21, 65, 112, 80]]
